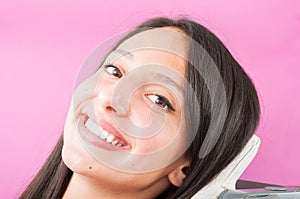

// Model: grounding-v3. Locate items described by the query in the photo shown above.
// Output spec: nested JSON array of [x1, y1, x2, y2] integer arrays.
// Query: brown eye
[[145, 94, 175, 112], [105, 65, 123, 78]]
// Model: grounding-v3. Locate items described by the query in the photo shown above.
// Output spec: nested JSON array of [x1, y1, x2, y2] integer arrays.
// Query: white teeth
[[112, 140, 118, 145], [85, 119, 93, 130], [86, 120, 101, 136], [84, 118, 126, 148], [103, 130, 109, 138], [98, 132, 106, 140], [106, 134, 114, 143]]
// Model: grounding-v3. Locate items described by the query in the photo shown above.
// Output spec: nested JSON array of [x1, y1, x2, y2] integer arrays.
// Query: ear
[[167, 160, 190, 187]]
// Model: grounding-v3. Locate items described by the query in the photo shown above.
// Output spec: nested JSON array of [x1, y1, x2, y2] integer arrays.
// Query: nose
[[94, 83, 129, 117]]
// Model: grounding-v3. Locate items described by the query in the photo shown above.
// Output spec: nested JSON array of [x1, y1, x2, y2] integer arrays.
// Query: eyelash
[[104, 64, 123, 78], [145, 94, 176, 112], [104, 64, 175, 112]]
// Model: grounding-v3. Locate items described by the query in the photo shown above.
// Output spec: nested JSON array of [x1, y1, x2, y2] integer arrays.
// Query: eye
[[145, 94, 175, 112], [104, 64, 123, 78]]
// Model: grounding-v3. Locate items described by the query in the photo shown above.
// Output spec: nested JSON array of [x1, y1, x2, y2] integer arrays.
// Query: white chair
[[192, 134, 261, 199]]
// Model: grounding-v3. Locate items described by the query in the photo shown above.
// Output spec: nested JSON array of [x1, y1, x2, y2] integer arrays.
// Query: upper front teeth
[[84, 118, 124, 147], [106, 134, 114, 143]]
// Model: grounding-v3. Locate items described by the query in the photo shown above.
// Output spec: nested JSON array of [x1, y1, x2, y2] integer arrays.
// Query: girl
[[21, 17, 260, 199]]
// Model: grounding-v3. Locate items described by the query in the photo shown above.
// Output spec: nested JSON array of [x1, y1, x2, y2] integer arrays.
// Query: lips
[[79, 114, 131, 151]]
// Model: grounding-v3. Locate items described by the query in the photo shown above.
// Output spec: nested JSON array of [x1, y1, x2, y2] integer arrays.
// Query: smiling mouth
[[83, 116, 131, 150]]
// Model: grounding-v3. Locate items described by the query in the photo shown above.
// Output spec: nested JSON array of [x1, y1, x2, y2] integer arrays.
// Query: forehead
[[118, 27, 188, 53], [115, 27, 189, 76]]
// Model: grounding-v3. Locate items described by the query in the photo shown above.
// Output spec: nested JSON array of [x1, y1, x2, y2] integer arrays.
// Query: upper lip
[[84, 113, 131, 147]]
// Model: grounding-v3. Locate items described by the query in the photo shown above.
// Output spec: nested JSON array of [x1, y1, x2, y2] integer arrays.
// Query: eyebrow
[[154, 73, 183, 93], [109, 49, 134, 61]]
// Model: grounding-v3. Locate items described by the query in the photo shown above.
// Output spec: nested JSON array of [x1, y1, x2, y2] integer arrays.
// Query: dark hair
[[20, 17, 260, 199]]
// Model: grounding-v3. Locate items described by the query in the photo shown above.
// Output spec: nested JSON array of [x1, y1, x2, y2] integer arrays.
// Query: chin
[[61, 133, 94, 174]]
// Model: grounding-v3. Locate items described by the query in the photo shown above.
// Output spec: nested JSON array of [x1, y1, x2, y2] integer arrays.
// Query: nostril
[[106, 106, 117, 112]]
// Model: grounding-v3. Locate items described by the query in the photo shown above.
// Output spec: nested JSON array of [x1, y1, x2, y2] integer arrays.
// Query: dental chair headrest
[[191, 134, 261, 199]]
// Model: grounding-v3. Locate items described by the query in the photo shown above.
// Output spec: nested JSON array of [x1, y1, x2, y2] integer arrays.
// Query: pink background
[[1, 0, 299, 198]]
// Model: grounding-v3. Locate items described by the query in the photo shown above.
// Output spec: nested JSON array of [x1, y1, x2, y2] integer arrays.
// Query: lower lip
[[77, 114, 120, 151]]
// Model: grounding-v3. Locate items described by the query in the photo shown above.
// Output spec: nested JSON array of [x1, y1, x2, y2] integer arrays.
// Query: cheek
[[134, 119, 184, 154], [72, 70, 105, 105], [62, 107, 97, 174], [128, 91, 152, 127], [128, 93, 185, 153]]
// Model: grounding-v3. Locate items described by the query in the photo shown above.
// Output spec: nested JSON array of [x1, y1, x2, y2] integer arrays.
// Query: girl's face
[[62, 27, 191, 194]]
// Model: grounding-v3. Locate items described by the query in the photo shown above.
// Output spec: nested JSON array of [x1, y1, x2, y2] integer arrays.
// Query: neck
[[62, 173, 167, 199]]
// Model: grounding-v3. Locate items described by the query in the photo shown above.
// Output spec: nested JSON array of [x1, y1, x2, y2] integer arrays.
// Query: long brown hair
[[20, 17, 260, 199]]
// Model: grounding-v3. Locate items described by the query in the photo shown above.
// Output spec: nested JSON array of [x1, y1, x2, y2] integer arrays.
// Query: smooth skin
[[62, 27, 191, 199]]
